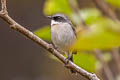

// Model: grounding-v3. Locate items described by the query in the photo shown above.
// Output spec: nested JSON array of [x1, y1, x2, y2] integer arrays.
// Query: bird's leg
[[65, 52, 73, 65], [65, 52, 76, 73], [51, 42, 58, 49], [67, 52, 73, 61]]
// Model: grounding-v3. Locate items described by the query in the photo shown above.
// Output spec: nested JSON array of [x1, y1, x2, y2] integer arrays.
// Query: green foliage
[[70, 9, 102, 26], [44, 0, 73, 16], [74, 52, 97, 72], [72, 18, 120, 51], [80, 9, 102, 25], [50, 52, 97, 72], [106, 0, 120, 8], [34, 26, 51, 41], [35, 0, 120, 73]]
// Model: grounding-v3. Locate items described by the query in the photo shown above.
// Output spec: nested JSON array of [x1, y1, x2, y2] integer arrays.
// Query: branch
[[92, 0, 119, 23], [94, 50, 114, 80], [111, 48, 120, 73], [68, 0, 87, 27], [0, 0, 100, 80]]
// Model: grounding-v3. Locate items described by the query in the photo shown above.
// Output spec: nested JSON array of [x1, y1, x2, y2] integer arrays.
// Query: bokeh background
[[0, 0, 120, 80], [0, 0, 84, 80]]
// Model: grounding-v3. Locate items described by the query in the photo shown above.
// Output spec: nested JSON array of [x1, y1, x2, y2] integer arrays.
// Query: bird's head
[[47, 13, 70, 26]]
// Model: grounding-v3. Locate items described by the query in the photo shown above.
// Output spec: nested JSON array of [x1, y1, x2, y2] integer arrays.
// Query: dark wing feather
[[68, 21, 77, 38]]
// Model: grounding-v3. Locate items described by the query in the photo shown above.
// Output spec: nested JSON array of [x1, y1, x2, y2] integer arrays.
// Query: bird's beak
[[47, 16, 52, 19]]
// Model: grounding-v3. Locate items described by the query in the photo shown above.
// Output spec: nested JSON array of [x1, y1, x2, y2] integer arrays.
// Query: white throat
[[51, 20, 62, 26]]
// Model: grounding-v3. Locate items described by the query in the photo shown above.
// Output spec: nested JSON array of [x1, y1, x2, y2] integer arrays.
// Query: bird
[[47, 13, 77, 73]]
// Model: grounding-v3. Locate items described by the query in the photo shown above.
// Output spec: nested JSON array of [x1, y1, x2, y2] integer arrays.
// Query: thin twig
[[92, 0, 120, 78], [92, 0, 119, 22], [1, 0, 7, 13], [68, 0, 87, 27], [0, 0, 100, 80], [111, 47, 120, 73], [94, 49, 114, 80]]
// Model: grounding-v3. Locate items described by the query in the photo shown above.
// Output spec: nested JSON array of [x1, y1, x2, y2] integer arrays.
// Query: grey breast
[[51, 23, 76, 51]]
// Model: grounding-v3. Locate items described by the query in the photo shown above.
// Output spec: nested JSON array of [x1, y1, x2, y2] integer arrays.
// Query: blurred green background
[[0, 0, 120, 80]]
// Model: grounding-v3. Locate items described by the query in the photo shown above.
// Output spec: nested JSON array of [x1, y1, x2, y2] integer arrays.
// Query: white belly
[[51, 23, 76, 52]]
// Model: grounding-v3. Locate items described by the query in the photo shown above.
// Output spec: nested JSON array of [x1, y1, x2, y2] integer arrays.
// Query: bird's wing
[[69, 21, 77, 38]]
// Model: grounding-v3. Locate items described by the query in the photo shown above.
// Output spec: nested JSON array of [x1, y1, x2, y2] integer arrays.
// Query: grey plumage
[[51, 22, 76, 52], [48, 13, 76, 73]]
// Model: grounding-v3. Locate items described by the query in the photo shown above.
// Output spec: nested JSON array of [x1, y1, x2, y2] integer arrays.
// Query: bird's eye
[[53, 16, 61, 20]]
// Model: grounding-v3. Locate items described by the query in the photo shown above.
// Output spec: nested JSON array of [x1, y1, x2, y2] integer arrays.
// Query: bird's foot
[[64, 57, 71, 67], [64, 57, 76, 73]]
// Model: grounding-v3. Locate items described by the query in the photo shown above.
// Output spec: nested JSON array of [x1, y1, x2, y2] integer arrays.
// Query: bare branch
[[0, 0, 7, 14], [111, 48, 120, 73], [68, 0, 87, 27], [0, 0, 100, 80], [92, 0, 120, 77], [94, 50, 114, 80], [92, 0, 119, 22]]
